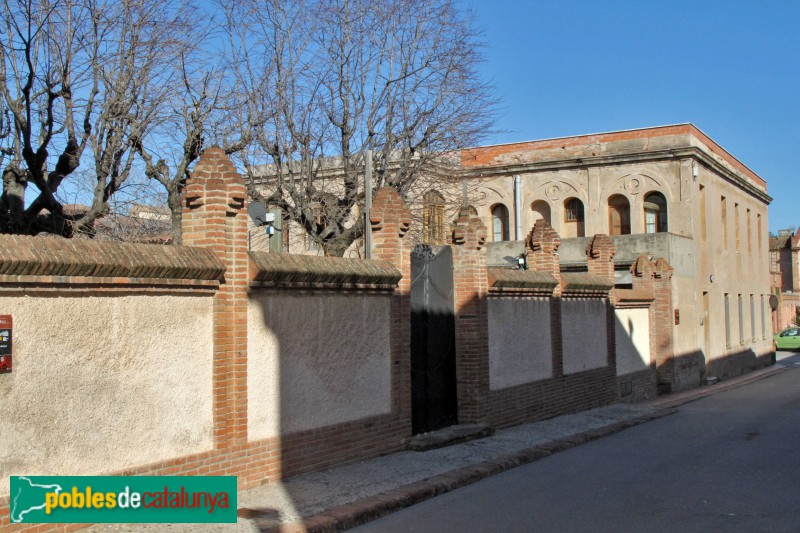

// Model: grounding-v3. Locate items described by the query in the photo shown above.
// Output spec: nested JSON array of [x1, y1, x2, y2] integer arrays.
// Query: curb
[[644, 364, 789, 409], [268, 409, 675, 533]]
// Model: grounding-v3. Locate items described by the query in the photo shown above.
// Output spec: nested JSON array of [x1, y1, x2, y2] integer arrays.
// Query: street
[[352, 353, 800, 533]]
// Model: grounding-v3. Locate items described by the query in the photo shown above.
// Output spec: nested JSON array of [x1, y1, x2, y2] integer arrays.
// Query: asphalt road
[[352, 354, 800, 533]]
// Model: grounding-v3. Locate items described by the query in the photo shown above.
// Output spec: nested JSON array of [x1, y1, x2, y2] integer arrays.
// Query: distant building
[[769, 228, 800, 332]]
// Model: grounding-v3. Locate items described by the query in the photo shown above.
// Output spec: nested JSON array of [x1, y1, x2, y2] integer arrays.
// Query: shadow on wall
[[665, 347, 775, 394], [245, 286, 408, 530]]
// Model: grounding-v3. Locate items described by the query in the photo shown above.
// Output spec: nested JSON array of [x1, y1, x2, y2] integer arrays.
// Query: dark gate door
[[410, 244, 458, 434]]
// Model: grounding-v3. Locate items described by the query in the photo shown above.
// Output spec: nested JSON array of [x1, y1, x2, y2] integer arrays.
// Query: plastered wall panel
[[248, 292, 392, 439], [488, 297, 552, 389], [0, 294, 214, 496], [562, 298, 608, 374], [615, 307, 651, 375]]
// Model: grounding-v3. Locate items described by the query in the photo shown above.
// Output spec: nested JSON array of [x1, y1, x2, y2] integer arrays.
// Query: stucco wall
[[488, 296, 552, 390], [0, 294, 215, 496], [562, 298, 608, 374], [248, 292, 392, 440], [615, 307, 651, 375]]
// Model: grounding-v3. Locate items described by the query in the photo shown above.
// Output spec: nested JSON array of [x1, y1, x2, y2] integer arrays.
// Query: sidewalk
[[90, 363, 789, 533]]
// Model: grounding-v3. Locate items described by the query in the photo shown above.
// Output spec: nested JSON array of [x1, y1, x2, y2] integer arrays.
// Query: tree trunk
[[168, 185, 183, 245]]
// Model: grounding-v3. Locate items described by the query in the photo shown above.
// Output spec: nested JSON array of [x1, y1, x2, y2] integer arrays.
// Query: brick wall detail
[[632, 254, 675, 393], [370, 187, 413, 433], [182, 147, 250, 449], [450, 206, 489, 423]]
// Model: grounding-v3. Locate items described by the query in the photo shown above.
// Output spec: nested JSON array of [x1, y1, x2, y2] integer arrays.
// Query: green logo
[[10, 476, 237, 523]]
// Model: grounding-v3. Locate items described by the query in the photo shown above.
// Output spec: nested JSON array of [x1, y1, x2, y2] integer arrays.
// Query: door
[[410, 244, 458, 434]]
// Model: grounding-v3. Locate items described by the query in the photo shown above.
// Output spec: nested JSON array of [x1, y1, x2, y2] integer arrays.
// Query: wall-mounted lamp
[[709, 274, 715, 283], [517, 253, 528, 271]]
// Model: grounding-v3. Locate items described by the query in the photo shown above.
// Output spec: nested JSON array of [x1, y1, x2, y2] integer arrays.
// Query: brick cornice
[[0, 234, 224, 280], [487, 267, 557, 292], [249, 252, 401, 288]]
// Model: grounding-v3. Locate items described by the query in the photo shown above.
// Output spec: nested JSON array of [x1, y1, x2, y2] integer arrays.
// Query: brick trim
[[182, 148, 249, 449], [249, 251, 400, 287], [0, 234, 224, 280], [450, 206, 490, 424]]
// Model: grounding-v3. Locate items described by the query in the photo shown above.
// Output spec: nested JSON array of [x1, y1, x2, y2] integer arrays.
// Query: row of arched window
[[420, 190, 669, 245], [489, 192, 668, 241]]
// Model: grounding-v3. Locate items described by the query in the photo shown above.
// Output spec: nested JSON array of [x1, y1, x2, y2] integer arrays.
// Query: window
[[564, 198, 584, 221], [422, 191, 446, 245], [699, 184, 707, 242], [757, 213, 762, 252], [750, 294, 756, 342], [644, 192, 667, 233], [738, 294, 744, 345], [721, 196, 727, 245], [491, 203, 510, 242], [563, 197, 585, 238], [724, 293, 731, 348], [735, 203, 740, 252], [608, 195, 631, 236], [531, 200, 551, 226], [761, 294, 766, 340], [747, 208, 752, 254]]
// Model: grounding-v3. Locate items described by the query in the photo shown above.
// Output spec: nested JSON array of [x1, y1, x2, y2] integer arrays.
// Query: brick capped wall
[[0, 162, 417, 533], [485, 223, 618, 429]]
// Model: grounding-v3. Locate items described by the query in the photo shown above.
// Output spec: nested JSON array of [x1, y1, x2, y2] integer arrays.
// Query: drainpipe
[[514, 174, 522, 240]]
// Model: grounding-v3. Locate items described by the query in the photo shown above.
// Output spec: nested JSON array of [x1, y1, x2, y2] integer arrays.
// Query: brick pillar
[[632, 255, 674, 393], [527, 220, 561, 285], [527, 220, 563, 378], [370, 188, 412, 425], [586, 234, 617, 368], [182, 147, 249, 449], [449, 206, 489, 424], [586, 234, 616, 294]]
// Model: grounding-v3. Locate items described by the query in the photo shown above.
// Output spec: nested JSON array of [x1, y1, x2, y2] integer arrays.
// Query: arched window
[[644, 192, 668, 233], [563, 197, 585, 238], [491, 203, 510, 241], [608, 195, 631, 235], [422, 190, 446, 245], [531, 200, 551, 226]]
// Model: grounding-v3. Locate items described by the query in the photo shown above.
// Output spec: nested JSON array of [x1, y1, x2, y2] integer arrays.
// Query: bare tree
[[229, 0, 496, 256], [0, 0, 200, 236]]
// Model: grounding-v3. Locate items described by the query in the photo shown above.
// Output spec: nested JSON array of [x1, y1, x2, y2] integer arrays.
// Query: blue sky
[[466, 0, 799, 233]]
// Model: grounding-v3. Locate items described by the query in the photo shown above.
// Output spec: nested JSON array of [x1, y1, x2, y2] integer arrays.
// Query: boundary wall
[[0, 149, 670, 531]]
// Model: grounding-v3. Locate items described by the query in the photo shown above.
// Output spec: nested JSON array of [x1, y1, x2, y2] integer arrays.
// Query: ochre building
[[449, 124, 773, 390]]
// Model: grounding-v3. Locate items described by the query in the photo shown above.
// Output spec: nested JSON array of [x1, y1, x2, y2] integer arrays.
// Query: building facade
[[450, 124, 773, 389], [769, 228, 800, 332]]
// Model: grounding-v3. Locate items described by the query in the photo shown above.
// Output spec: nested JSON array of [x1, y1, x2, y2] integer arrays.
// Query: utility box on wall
[[0, 315, 11, 373]]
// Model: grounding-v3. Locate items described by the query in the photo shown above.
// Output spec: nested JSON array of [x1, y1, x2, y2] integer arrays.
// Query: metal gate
[[410, 244, 458, 435]]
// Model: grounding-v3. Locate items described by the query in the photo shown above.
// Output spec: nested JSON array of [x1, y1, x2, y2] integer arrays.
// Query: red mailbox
[[0, 315, 11, 373]]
